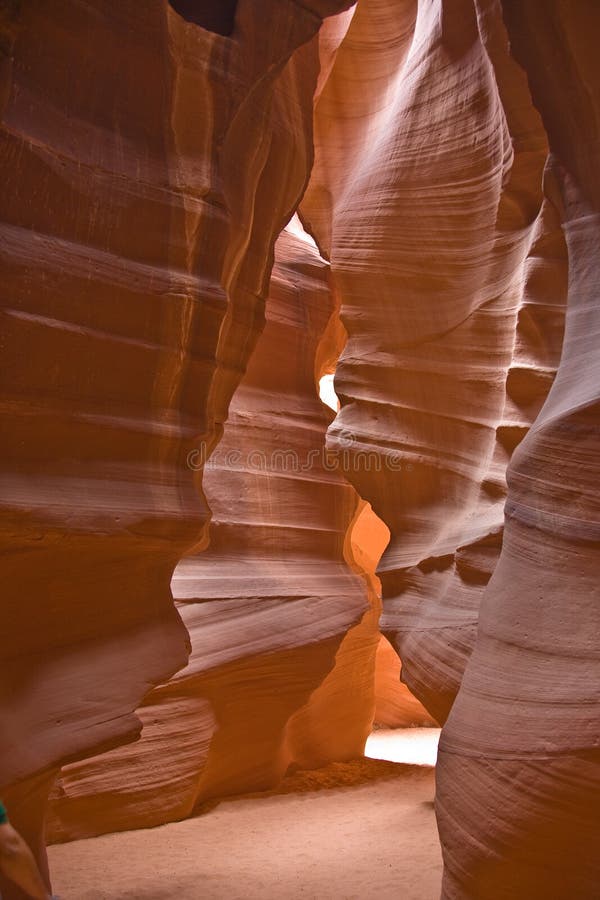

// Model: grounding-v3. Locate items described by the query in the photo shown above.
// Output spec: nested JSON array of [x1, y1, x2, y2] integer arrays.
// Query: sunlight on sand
[[365, 727, 441, 767]]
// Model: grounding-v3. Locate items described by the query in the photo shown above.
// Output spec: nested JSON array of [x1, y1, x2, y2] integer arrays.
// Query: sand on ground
[[48, 735, 442, 900]]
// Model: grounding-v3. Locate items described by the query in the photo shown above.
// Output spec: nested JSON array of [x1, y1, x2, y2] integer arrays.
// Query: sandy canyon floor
[[48, 729, 442, 900]]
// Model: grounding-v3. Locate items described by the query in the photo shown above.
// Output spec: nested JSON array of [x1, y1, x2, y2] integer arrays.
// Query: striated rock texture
[[301, 0, 566, 724], [47, 224, 375, 840], [3, 0, 598, 895], [0, 0, 353, 890], [437, 2, 600, 897], [302, 0, 597, 896]]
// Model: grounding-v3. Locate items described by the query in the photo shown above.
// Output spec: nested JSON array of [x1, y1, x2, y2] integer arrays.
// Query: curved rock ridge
[[374, 635, 439, 728], [437, 2, 600, 897], [0, 0, 354, 885], [3, 1, 597, 896], [47, 223, 377, 840], [345, 494, 436, 730], [300, 0, 564, 727]]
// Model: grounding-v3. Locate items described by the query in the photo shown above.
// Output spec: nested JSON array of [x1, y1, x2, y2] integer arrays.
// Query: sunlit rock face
[[3, 0, 599, 894], [0, 0, 354, 884], [301, 0, 566, 724], [301, 0, 598, 896], [437, 2, 600, 897], [374, 636, 438, 728], [47, 224, 377, 840]]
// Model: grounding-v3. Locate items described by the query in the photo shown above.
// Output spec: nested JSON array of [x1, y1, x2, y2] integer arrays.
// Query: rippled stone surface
[[2, 1, 598, 896], [47, 224, 377, 840], [0, 0, 353, 886], [301, 0, 598, 896], [437, 3, 600, 897]]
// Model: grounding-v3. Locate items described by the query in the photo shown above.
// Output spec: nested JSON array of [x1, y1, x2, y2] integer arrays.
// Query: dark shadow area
[[168, 0, 237, 36]]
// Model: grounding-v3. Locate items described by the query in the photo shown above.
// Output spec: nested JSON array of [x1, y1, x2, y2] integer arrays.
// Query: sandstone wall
[[301, 0, 597, 895], [301, 0, 564, 724], [0, 0, 354, 890], [2, 1, 598, 896], [437, 2, 600, 896], [47, 223, 379, 840]]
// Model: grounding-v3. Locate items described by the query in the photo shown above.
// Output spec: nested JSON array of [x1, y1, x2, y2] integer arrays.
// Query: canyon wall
[[301, 0, 567, 727], [301, 0, 598, 896], [0, 0, 354, 891], [2, 0, 597, 896], [437, 2, 600, 897], [47, 222, 379, 840]]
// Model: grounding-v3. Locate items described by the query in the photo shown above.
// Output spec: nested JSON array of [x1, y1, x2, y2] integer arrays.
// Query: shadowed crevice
[[168, 0, 237, 36]]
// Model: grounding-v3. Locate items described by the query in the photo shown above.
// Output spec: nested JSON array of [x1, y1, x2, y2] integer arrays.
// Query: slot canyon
[[0, 1, 598, 899]]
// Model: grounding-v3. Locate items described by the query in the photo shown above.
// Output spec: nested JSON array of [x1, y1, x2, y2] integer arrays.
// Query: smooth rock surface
[[437, 3, 600, 897], [2, 1, 598, 897], [0, 0, 354, 889], [301, 0, 563, 727], [48, 224, 377, 840]]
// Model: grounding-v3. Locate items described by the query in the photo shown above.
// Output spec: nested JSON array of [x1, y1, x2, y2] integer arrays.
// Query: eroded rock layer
[[47, 224, 374, 840], [437, 2, 600, 897], [301, 0, 597, 896], [3, 0, 598, 895], [0, 0, 353, 888], [301, 0, 565, 724]]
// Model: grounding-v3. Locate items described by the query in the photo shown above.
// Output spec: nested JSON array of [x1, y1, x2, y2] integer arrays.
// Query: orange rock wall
[[301, 0, 598, 896], [0, 0, 354, 890], [2, 0, 598, 896], [47, 224, 379, 840], [374, 636, 438, 729], [437, 2, 600, 897], [301, 0, 569, 721]]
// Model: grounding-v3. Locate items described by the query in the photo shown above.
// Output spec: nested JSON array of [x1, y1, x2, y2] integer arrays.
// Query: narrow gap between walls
[[286, 213, 441, 768]]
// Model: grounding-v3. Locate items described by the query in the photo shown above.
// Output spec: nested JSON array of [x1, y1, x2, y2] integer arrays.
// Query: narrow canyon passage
[[48, 747, 441, 900], [1, 1, 599, 899]]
